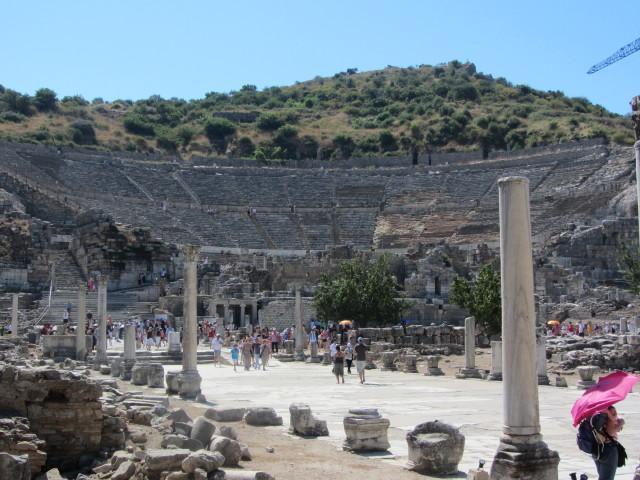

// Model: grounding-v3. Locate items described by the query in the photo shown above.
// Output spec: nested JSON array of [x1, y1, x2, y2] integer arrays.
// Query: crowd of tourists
[[546, 320, 619, 337]]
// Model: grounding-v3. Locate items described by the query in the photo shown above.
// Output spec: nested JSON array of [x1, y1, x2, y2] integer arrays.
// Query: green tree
[[332, 134, 356, 159], [174, 125, 196, 149], [34, 88, 58, 112], [204, 117, 236, 154], [378, 130, 397, 152], [313, 255, 410, 326], [69, 120, 96, 145], [621, 247, 640, 295], [450, 264, 502, 335], [256, 112, 284, 131]]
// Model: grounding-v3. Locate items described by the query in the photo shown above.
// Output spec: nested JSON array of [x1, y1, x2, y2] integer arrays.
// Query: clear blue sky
[[1, 0, 638, 114]]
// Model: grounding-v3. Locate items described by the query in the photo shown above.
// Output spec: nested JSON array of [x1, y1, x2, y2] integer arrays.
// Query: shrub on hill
[[69, 120, 97, 145], [123, 114, 155, 136], [34, 88, 58, 112], [204, 117, 236, 154]]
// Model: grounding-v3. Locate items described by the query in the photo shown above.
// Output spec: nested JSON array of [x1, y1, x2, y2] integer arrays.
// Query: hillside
[[0, 61, 633, 160]]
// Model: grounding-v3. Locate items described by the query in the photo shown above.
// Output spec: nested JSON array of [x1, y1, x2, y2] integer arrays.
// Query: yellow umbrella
[[339, 320, 353, 327], [547, 320, 560, 326]]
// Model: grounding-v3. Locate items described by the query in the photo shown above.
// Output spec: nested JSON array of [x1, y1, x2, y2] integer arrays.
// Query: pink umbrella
[[571, 370, 639, 426]]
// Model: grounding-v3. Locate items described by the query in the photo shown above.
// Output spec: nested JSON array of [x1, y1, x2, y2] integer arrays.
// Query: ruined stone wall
[[0, 365, 104, 468]]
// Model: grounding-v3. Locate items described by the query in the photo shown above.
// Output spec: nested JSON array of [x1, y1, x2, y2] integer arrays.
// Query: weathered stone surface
[[181, 449, 225, 473], [205, 407, 246, 422], [168, 409, 192, 424], [111, 450, 134, 469], [131, 363, 150, 385], [209, 435, 242, 467], [289, 403, 328, 437], [190, 416, 216, 447], [161, 434, 190, 448], [218, 425, 238, 440], [144, 448, 191, 474], [111, 460, 136, 480], [147, 363, 165, 388], [221, 470, 275, 480], [243, 407, 283, 427], [173, 421, 192, 437], [406, 420, 465, 475], [0, 452, 30, 480], [165, 472, 190, 480], [240, 444, 252, 461], [343, 408, 390, 452]]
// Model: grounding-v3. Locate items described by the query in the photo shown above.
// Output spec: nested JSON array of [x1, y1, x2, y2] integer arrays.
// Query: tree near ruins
[[313, 255, 411, 327], [620, 247, 640, 295], [450, 264, 501, 335], [204, 117, 237, 154]]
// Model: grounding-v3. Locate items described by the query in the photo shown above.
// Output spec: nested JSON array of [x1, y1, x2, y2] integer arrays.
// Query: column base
[[294, 351, 306, 362], [165, 371, 179, 394], [538, 375, 550, 386], [456, 368, 482, 379], [121, 360, 135, 381], [177, 370, 202, 399], [491, 433, 559, 480], [487, 372, 502, 381], [306, 356, 322, 363], [576, 380, 596, 390], [424, 368, 444, 376]]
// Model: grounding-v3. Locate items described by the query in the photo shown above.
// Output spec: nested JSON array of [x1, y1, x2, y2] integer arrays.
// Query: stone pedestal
[[380, 352, 397, 371], [576, 365, 599, 390], [343, 408, 390, 452], [165, 371, 179, 394], [132, 363, 149, 385], [424, 355, 444, 376], [167, 332, 181, 356], [456, 316, 481, 379], [11, 294, 18, 339], [406, 421, 465, 475], [404, 355, 418, 373], [284, 340, 294, 355], [178, 245, 202, 399], [537, 338, 550, 386], [122, 324, 136, 381], [289, 403, 329, 437], [147, 363, 165, 388], [293, 288, 306, 361], [76, 284, 87, 360], [110, 357, 122, 377], [491, 177, 559, 479], [488, 341, 502, 381]]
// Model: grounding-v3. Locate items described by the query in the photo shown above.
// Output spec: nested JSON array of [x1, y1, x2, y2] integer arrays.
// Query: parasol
[[339, 320, 353, 327], [547, 320, 560, 326], [571, 370, 639, 426]]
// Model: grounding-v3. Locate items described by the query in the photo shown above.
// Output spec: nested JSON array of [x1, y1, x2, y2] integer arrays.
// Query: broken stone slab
[[111, 460, 136, 480], [190, 416, 216, 447], [424, 355, 444, 376], [205, 407, 246, 422], [209, 435, 242, 467], [111, 450, 135, 469], [144, 449, 191, 476], [131, 363, 150, 386], [181, 449, 225, 473], [243, 407, 283, 427], [219, 425, 238, 440], [221, 470, 275, 480], [343, 408, 390, 452], [289, 403, 329, 437], [0, 452, 30, 480], [406, 420, 465, 475], [174, 421, 193, 437], [44, 468, 65, 479], [168, 408, 193, 424]]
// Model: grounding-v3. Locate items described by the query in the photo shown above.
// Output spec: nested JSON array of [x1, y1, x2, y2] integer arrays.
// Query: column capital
[[183, 245, 201, 262]]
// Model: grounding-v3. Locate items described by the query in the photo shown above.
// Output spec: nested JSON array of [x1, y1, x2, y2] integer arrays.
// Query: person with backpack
[[577, 405, 626, 480]]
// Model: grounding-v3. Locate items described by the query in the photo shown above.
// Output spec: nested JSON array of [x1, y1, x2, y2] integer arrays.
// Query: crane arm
[[587, 36, 640, 74]]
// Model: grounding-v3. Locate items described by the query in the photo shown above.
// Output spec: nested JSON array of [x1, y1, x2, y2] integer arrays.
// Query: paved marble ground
[[153, 349, 640, 479]]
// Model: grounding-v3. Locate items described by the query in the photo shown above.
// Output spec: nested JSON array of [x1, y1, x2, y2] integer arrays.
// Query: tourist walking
[[241, 338, 252, 371], [270, 329, 279, 353], [230, 343, 240, 372], [588, 406, 625, 479], [333, 345, 345, 383], [252, 337, 262, 370], [354, 337, 368, 384], [260, 338, 271, 370], [344, 341, 354, 374], [211, 334, 223, 367]]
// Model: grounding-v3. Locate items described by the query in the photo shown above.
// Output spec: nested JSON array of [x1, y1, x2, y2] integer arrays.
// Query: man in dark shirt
[[354, 337, 368, 384]]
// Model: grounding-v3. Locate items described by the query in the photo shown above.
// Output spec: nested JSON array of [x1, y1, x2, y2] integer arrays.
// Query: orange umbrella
[[339, 320, 353, 327], [547, 320, 560, 326]]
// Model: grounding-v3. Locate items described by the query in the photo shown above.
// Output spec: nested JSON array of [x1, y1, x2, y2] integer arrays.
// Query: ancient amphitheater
[[1, 137, 640, 479]]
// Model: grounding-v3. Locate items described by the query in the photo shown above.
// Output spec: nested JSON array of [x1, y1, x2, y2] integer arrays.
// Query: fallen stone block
[[144, 449, 191, 477], [243, 407, 283, 427], [181, 449, 225, 473], [190, 416, 216, 447], [209, 435, 242, 467], [343, 408, 390, 452], [219, 425, 238, 440], [221, 469, 275, 480], [0, 452, 31, 480], [205, 407, 246, 422], [289, 403, 329, 437], [111, 460, 136, 480], [406, 420, 465, 475]]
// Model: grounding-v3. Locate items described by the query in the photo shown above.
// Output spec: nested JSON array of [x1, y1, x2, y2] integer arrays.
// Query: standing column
[[239, 303, 246, 327], [488, 340, 502, 381], [456, 316, 481, 378], [122, 324, 136, 380], [177, 245, 202, 398], [537, 337, 550, 385], [11, 294, 18, 339], [251, 300, 258, 325], [94, 276, 108, 366], [76, 284, 87, 360], [294, 288, 306, 361], [635, 138, 640, 247], [491, 177, 558, 479]]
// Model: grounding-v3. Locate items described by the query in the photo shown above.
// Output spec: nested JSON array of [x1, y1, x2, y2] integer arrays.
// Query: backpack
[[577, 417, 604, 458]]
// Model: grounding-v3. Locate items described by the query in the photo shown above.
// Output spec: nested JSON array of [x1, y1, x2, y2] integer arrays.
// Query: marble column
[[488, 340, 502, 381], [251, 300, 258, 324], [11, 294, 18, 339], [76, 284, 87, 360], [94, 276, 108, 366], [537, 337, 550, 385], [223, 302, 229, 328], [294, 288, 306, 361], [491, 176, 559, 479], [122, 324, 136, 380], [177, 245, 202, 398], [456, 316, 481, 378], [239, 303, 246, 327]]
